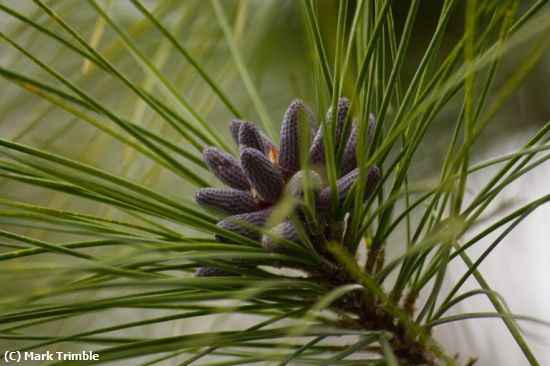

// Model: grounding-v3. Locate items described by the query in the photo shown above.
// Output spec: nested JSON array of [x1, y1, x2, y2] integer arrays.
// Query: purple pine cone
[[199, 98, 381, 260], [334, 166, 380, 200], [335, 168, 361, 201], [195, 188, 261, 215], [309, 97, 350, 166], [239, 121, 265, 153], [229, 119, 244, 146], [233, 121, 275, 157], [278, 99, 316, 176], [203, 147, 250, 190], [261, 220, 301, 253], [195, 266, 235, 277], [285, 170, 323, 197], [362, 165, 380, 199], [329, 97, 350, 149], [316, 166, 380, 219], [240, 148, 284, 203], [341, 114, 376, 175], [340, 123, 358, 175], [215, 210, 270, 243], [230, 120, 275, 154]]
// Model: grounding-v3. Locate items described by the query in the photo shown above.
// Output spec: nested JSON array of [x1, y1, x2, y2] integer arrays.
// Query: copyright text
[[3, 351, 99, 363]]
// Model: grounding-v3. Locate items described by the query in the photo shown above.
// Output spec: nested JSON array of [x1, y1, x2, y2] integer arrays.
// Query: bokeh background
[[1, 1, 549, 364]]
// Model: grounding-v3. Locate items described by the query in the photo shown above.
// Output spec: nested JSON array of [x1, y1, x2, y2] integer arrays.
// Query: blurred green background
[[1, 1, 549, 365]]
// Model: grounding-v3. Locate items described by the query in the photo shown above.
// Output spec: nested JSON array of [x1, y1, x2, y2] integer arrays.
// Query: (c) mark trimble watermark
[[3, 350, 99, 363]]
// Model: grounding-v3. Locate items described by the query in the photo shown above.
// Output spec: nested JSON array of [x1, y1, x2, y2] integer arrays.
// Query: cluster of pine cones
[[194, 98, 380, 276]]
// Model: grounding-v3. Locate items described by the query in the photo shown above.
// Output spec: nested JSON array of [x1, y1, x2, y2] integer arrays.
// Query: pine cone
[[194, 98, 380, 276]]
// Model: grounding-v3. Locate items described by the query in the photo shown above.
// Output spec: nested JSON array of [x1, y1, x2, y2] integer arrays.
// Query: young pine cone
[[194, 98, 379, 275]]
